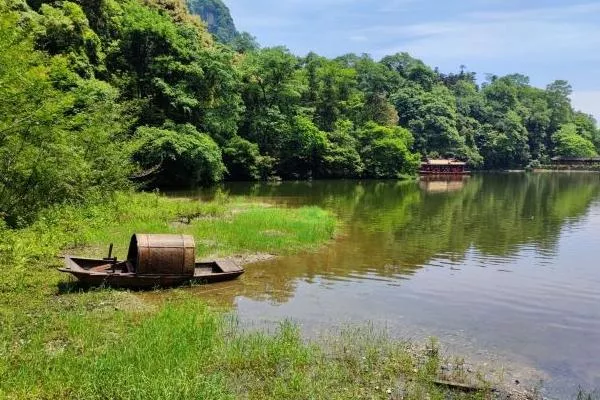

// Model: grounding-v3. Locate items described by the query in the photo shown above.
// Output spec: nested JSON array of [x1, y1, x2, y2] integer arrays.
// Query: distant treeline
[[1, 0, 598, 225]]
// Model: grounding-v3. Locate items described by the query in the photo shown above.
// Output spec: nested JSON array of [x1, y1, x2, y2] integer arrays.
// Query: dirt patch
[[45, 339, 68, 356], [170, 214, 227, 228], [200, 253, 277, 266]]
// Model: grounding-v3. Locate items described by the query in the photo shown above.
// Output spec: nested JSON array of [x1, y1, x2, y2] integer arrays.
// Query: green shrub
[[358, 122, 420, 178], [553, 123, 598, 158], [222, 136, 262, 180], [0, 8, 132, 227], [135, 122, 226, 187]]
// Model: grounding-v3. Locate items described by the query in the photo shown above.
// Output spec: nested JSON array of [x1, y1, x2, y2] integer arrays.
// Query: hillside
[[186, 0, 238, 43]]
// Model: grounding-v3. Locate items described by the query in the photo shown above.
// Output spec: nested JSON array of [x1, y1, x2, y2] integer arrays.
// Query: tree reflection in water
[[180, 173, 600, 306]]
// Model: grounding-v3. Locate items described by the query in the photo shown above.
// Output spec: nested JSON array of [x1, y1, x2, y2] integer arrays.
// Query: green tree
[[357, 123, 420, 178], [319, 120, 364, 178], [31, 1, 103, 78], [393, 83, 466, 158], [519, 88, 552, 162], [552, 123, 598, 158], [573, 112, 599, 147], [109, 1, 242, 139], [222, 136, 266, 180], [239, 47, 301, 114], [450, 79, 485, 166], [0, 4, 131, 226], [279, 116, 327, 178], [134, 122, 225, 187], [230, 31, 259, 53], [381, 52, 438, 90], [347, 54, 400, 126], [313, 61, 357, 131], [546, 80, 573, 133], [482, 76, 519, 113], [478, 111, 530, 168], [238, 47, 302, 163]]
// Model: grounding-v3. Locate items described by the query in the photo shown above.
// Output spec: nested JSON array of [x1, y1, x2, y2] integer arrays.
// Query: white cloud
[[349, 35, 368, 43], [571, 91, 600, 122], [223, 0, 600, 92], [381, 21, 599, 60], [370, 3, 600, 61], [376, 0, 418, 13], [467, 2, 600, 20]]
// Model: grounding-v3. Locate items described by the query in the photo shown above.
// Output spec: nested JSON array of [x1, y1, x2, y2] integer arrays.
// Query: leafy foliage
[[553, 124, 598, 158], [0, 3, 132, 226], [135, 122, 225, 186], [222, 135, 270, 180], [31, 1, 103, 77], [320, 120, 364, 178], [358, 123, 420, 178], [1, 0, 598, 226]]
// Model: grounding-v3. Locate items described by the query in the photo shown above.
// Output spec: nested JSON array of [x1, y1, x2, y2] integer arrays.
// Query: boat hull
[[59, 257, 244, 289]]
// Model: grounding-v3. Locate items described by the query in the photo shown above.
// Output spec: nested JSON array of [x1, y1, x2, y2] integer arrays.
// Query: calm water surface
[[186, 174, 600, 397]]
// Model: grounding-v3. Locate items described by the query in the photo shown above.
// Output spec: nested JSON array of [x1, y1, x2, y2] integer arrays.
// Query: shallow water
[[183, 173, 600, 397]]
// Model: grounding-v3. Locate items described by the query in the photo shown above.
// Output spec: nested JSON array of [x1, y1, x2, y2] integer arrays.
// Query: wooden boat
[[420, 159, 470, 175], [59, 257, 244, 288], [58, 234, 244, 288]]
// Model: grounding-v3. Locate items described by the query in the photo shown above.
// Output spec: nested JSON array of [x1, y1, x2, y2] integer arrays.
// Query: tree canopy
[[1, 0, 598, 225]]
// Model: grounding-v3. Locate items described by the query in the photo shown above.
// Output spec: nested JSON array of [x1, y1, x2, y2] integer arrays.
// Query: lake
[[187, 173, 600, 398]]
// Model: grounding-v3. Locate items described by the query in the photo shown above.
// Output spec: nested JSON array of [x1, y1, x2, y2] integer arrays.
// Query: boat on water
[[59, 257, 244, 288], [419, 159, 470, 175], [59, 234, 244, 288]]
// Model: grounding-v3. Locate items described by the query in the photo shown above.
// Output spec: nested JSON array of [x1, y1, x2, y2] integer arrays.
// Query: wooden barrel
[[127, 234, 195, 275]]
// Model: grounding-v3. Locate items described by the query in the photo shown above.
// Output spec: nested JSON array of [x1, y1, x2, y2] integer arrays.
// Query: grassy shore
[[0, 191, 336, 300], [2, 298, 496, 400], [0, 192, 525, 399]]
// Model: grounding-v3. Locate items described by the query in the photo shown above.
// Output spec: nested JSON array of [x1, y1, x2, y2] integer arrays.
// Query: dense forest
[[1, 0, 599, 226]]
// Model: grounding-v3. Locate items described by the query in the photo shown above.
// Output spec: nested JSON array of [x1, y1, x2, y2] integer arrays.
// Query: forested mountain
[[1, 0, 599, 226], [186, 0, 237, 43], [185, 0, 258, 52]]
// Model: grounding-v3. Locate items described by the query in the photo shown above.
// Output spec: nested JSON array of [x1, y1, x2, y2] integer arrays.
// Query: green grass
[[1, 300, 494, 400], [0, 190, 339, 398], [0, 191, 336, 300], [0, 191, 514, 399], [1, 190, 336, 261]]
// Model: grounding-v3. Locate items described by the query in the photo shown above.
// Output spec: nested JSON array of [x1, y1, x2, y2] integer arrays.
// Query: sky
[[223, 0, 600, 120]]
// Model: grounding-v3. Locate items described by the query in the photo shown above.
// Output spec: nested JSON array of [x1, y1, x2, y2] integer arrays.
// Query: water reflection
[[177, 173, 600, 396], [191, 174, 600, 296], [419, 175, 468, 193]]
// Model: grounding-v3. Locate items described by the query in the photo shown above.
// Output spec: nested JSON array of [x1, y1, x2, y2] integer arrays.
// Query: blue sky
[[224, 0, 600, 120]]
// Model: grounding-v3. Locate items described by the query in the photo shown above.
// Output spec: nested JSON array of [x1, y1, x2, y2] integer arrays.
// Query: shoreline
[[0, 191, 595, 399]]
